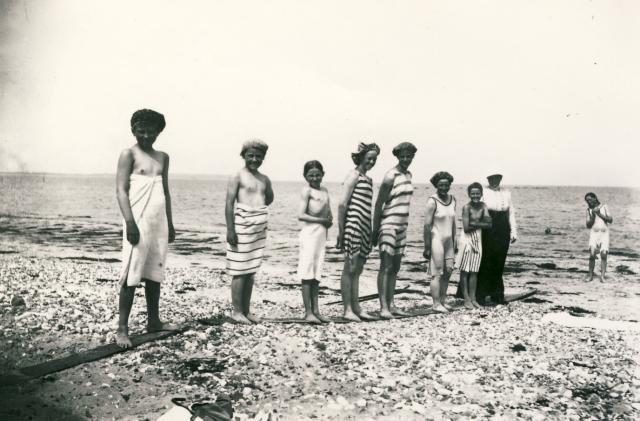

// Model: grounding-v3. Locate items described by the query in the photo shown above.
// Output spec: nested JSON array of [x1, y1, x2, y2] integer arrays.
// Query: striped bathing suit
[[343, 172, 373, 258], [226, 203, 268, 276], [378, 168, 413, 256], [456, 228, 482, 272]]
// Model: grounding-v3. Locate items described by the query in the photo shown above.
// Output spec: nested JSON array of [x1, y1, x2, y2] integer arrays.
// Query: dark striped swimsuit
[[343, 172, 373, 258]]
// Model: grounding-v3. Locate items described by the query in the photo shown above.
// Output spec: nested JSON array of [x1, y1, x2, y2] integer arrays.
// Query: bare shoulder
[[301, 185, 311, 196], [343, 169, 359, 184], [119, 147, 135, 159]]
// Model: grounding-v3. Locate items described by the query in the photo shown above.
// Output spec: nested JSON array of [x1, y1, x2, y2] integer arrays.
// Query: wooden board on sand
[[0, 327, 186, 386]]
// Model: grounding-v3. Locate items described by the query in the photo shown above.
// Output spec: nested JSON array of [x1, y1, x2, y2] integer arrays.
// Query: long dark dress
[[475, 210, 511, 303]]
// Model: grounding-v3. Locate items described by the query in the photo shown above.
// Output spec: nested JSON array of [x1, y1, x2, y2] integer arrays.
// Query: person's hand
[[168, 224, 176, 243], [371, 228, 380, 246], [126, 221, 140, 245], [335, 233, 344, 251], [471, 244, 478, 253], [323, 216, 333, 229], [227, 230, 238, 246], [423, 249, 431, 260]]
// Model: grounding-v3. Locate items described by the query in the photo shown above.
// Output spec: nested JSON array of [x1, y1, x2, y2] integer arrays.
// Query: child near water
[[225, 139, 274, 324], [584, 192, 613, 282], [115, 109, 176, 348], [297, 160, 333, 323], [455, 182, 492, 309]]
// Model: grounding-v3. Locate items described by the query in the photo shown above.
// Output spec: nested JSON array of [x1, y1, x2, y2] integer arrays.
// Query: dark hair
[[467, 182, 483, 196], [430, 171, 454, 187], [584, 192, 600, 204], [351, 142, 380, 165], [130, 109, 166, 133], [392, 142, 417, 157], [303, 160, 324, 177]]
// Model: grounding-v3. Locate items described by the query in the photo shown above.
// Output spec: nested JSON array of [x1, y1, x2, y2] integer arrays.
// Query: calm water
[[1, 173, 639, 271]]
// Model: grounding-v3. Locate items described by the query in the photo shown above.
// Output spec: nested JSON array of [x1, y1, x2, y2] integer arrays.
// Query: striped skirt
[[455, 229, 482, 273], [226, 203, 268, 276]]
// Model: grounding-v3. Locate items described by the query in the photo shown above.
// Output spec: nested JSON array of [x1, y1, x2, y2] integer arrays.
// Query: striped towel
[[226, 203, 269, 276]]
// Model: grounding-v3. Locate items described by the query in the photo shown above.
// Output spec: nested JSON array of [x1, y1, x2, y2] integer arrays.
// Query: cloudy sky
[[1, 0, 638, 186]]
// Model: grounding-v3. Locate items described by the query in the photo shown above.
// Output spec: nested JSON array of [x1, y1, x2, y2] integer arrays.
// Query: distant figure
[[545, 227, 552, 235], [475, 172, 518, 305], [455, 182, 492, 309], [336, 142, 380, 322], [423, 171, 457, 313], [225, 139, 274, 324], [584, 192, 613, 282], [372, 142, 417, 319], [297, 160, 333, 323], [116, 109, 176, 348]]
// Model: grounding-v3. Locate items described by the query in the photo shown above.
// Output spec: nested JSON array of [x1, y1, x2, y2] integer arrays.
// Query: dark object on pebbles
[[11, 295, 26, 307], [615, 265, 636, 275], [536, 262, 557, 270], [511, 343, 527, 352]]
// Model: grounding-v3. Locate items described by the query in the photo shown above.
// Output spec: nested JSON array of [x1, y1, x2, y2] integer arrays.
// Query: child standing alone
[[297, 161, 333, 323]]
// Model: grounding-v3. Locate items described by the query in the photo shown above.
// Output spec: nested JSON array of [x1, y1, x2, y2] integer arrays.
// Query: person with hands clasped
[[584, 192, 613, 282]]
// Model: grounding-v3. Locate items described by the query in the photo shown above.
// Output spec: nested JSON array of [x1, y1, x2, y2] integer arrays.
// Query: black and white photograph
[[1, 1, 639, 420]]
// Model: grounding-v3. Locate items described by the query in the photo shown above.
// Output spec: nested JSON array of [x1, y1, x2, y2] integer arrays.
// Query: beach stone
[[11, 295, 26, 307], [612, 403, 633, 415]]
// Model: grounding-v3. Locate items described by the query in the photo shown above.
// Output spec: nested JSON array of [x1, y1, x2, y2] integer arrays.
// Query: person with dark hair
[[372, 142, 417, 318], [423, 171, 457, 313], [337, 142, 379, 321], [475, 172, 518, 305], [225, 139, 274, 324], [115, 108, 175, 348], [455, 182, 492, 309], [584, 192, 613, 282], [296, 160, 333, 323]]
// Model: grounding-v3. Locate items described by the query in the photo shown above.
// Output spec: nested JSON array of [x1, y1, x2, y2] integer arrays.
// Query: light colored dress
[[428, 194, 456, 276], [120, 174, 168, 287], [297, 187, 330, 281], [343, 173, 373, 258], [588, 205, 610, 253], [379, 168, 413, 256]]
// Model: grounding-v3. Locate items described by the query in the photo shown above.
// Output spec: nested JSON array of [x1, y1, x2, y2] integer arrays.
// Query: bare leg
[[586, 251, 596, 282], [231, 276, 251, 324], [341, 257, 360, 322], [116, 283, 136, 348], [469, 272, 481, 308], [441, 264, 453, 310], [431, 275, 448, 313], [243, 275, 261, 323], [302, 280, 321, 323], [311, 281, 330, 322], [145, 279, 177, 332], [377, 252, 394, 319], [352, 256, 377, 320], [460, 272, 474, 309], [599, 252, 608, 282]]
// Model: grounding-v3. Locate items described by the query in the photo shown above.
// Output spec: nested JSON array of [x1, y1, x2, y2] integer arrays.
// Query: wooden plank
[[0, 327, 187, 386], [505, 289, 538, 303]]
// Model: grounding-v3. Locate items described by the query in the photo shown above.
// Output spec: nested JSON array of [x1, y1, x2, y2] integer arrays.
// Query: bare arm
[[372, 174, 393, 245], [422, 198, 436, 258], [297, 187, 327, 224], [264, 176, 274, 206], [116, 149, 139, 245], [336, 171, 359, 248], [162, 153, 175, 243], [585, 208, 596, 228], [469, 204, 492, 230], [452, 198, 457, 251], [225, 174, 240, 245], [462, 204, 472, 233], [594, 205, 613, 224]]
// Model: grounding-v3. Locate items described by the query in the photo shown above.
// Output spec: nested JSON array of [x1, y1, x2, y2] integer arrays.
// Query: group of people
[[114, 108, 612, 347]]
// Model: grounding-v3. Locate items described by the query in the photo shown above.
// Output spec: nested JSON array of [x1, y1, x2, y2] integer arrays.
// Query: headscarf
[[430, 171, 454, 187], [240, 139, 269, 157], [392, 141, 417, 157], [351, 142, 380, 165], [130, 109, 166, 133]]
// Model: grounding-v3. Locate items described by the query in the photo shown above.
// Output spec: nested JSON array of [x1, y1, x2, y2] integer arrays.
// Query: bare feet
[[314, 313, 331, 323], [599, 275, 606, 283], [115, 326, 132, 348], [357, 312, 379, 321], [342, 311, 362, 322], [245, 313, 262, 324], [304, 314, 322, 324], [147, 321, 179, 333], [472, 301, 483, 309], [390, 306, 411, 317], [230, 312, 252, 324], [442, 302, 454, 311], [432, 304, 449, 314], [379, 309, 395, 319], [464, 301, 475, 310], [584, 276, 594, 282]]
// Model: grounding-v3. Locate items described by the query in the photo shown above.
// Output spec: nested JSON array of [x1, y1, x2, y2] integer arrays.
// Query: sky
[[0, 0, 639, 186]]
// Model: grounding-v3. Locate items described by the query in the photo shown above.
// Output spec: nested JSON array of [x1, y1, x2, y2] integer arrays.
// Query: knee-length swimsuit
[[378, 168, 413, 256], [428, 194, 456, 276], [343, 173, 373, 258]]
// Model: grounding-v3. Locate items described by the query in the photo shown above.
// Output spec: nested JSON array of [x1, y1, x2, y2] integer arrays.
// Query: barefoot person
[[225, 139, 274, 324], [585, 192, 613, 282], [475, 173, 517, 305], [423, 171, 457, 313], [337, 142, 380, 322], [456, 182, 492, 309], [116, 109, 176, 348], [297, 160, 333, 323], [372, 142, 417, 319]]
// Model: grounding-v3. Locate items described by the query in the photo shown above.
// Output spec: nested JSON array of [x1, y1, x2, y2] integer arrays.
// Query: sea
[[1, 173, 639, 278]]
